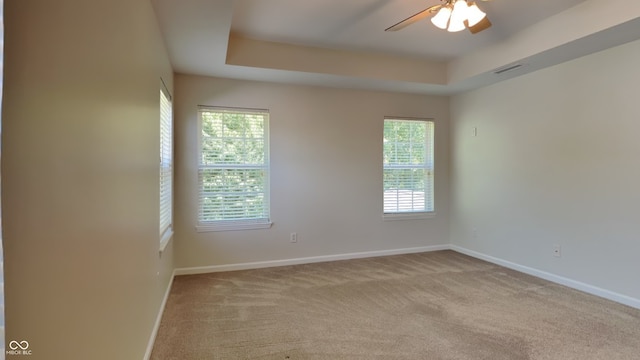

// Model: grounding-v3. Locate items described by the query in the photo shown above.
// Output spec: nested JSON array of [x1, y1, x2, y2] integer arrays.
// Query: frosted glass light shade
[[431, 6, 452, 29], [466, 2, 487, 27], [447, 0, 468, 32]]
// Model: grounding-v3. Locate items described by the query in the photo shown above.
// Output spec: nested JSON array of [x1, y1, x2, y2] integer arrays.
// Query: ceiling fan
[[385, 0, 492, 34]]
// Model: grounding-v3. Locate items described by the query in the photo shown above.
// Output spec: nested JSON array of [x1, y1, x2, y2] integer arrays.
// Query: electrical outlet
[[290, 232, 298, 243], [553, 244, 561, 258]]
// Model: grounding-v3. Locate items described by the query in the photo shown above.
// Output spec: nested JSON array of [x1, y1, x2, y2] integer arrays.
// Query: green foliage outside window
[[383, 120, 430, 191], [199, 110, 269, 222]]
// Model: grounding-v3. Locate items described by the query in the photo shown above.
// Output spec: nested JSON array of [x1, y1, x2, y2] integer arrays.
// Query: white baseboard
[[174, 244, 450, 276], [143, 270, 176, 360], [451, 245, 640, 310]]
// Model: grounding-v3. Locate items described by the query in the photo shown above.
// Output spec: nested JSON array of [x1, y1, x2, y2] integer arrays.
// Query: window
[[197, 107, 271, 232], [383, 118, 434, 218], [160, 86, 173, 247]]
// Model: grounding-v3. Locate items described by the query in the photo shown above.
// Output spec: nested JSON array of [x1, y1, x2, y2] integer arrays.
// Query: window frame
[[382, 117, 435, 221], [196, 106, 272, 232], [159, 84, 173, 250]]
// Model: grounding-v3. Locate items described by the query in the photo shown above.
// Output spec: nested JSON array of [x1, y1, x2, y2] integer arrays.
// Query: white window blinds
[[383, 118, 434, 214], [160, 89, 173, 242], [197, 107, 271, 231]]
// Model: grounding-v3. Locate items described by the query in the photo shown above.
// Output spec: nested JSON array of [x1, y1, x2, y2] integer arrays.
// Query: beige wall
[[2, 1, 174, 359], [174, 75, 450, 268], [450, 38, 640, 301]]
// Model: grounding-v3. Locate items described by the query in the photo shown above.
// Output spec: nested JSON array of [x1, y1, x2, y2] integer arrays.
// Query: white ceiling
[[151, 0, 640, 94], [230, 0, 584, 60]]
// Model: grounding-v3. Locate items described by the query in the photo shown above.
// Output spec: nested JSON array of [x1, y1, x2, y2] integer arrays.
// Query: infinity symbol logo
[[9, 340, 30, 350]]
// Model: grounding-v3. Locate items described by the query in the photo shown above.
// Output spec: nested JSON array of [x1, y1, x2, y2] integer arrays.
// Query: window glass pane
[[198, 108, 270, 227], [160, 89, 173, 238], [383, 118, 434, 213]]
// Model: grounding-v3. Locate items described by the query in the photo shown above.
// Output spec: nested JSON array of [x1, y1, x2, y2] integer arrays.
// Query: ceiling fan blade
[[466, 16, 492, 34], [385, 5, 441, 32]]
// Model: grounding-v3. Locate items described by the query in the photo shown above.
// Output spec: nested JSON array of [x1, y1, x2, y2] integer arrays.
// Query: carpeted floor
[[151, 250, 640, 359]]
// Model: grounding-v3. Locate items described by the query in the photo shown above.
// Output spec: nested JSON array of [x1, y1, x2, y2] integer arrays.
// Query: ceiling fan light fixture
[[431, 6, 452, 29], [385, 0, 492, 34], [447, 0, 469, 32], [466, 1, 487, 27]]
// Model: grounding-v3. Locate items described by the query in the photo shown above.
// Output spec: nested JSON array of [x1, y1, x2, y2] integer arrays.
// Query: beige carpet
[[151, 250, 640, 359]]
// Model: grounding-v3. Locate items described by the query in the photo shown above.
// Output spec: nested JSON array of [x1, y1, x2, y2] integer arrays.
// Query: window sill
[[196, 221, 273, 233], [383, 212, 435, 221], [159, 229, 174, 254]]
